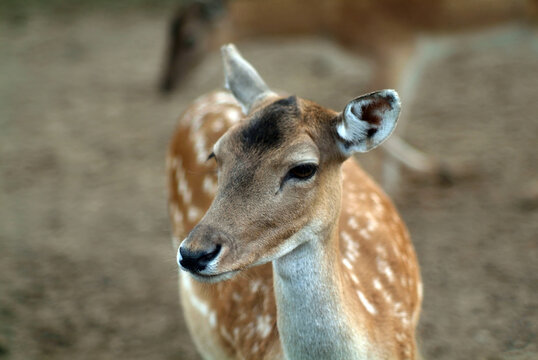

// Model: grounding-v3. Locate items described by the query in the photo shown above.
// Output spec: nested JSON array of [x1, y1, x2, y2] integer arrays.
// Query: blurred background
[[0, 0, 537, 359]]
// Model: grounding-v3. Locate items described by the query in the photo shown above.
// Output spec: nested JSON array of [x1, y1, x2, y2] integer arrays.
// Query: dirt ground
[[0, 9, 537, 360]]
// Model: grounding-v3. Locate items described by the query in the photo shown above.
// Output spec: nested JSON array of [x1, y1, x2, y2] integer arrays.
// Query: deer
[[160, 0, 538, 193], [159, 0, 537, 93], [167, 44, 422, 359]]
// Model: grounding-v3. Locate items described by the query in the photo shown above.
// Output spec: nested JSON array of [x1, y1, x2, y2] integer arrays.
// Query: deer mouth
[[187, 269, 239, 283]]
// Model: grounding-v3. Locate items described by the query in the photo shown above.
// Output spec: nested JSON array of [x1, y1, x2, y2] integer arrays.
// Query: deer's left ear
[[335, 90, 400, 156]]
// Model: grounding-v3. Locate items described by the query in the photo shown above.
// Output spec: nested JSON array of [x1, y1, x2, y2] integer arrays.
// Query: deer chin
[[187, 269, 239, 283]]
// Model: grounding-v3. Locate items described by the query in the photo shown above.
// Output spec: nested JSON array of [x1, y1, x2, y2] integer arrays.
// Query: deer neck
[[272, 220, 372, 359]]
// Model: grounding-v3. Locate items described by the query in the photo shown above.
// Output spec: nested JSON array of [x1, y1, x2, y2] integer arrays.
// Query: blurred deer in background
[[168, 44, 422, 359], [160, 0, 537, 193]]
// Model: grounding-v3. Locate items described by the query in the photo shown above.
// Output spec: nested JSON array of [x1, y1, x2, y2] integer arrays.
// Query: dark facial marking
[[240, 96, 299, 152]]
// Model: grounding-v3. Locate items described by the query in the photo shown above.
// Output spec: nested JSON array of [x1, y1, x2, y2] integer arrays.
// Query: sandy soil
[[0, 10, 537, 360]]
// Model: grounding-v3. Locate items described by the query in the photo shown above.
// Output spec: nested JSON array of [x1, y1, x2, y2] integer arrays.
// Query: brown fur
[[160, 0, 534, 92], [168, 90, 422, 359]]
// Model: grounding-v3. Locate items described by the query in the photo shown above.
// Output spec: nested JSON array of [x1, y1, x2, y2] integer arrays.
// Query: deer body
[[168, 46, 421, 359], [161, 0, 535, 91]]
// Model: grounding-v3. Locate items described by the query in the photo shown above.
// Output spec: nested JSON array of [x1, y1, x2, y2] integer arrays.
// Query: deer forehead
[[214, 95, 333, 163]]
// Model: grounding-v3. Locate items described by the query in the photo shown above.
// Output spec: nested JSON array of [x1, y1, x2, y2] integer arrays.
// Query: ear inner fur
[[336, 90, 400, 155]]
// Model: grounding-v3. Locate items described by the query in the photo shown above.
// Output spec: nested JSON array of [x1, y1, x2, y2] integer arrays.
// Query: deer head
[[160, 0, 226, 92], [177, 44, 400, 282]]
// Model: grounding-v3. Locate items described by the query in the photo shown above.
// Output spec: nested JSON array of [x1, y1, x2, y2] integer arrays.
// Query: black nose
[[179, 244, 222, 272]]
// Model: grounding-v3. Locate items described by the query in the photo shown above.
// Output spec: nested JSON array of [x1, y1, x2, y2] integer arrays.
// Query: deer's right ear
[[335, 90, 400, 156]]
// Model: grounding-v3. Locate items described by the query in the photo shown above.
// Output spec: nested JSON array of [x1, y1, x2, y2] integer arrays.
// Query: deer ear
[[335, 90, 400, 156], [221, 44, 275, 114]]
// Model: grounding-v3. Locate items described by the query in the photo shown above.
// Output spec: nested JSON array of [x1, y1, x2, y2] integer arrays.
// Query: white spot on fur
[[176, 162, 192, 204], [376, 244, 388, 258], [209, 311, 217, 328], [370, 193, 384, 214], [256, 314, 272, 339], [342, 258, 353, 270], [376, 257, 395, 283], [348, 217, 359, 230], [373, 278, 382, 290], [341, 231, 353, 244], [346, 251, 357, 263], [250, 279, 262, 293], [347, 241, 360, 254], [232, 292, 242, 302], [225, 108, 242, 124], [383, 289, 393, 304], [193, 132, 209, 164], [359, 228, 371, 239], [350, 273, 360, 284], [393, 302, 410, 327], [366, 212, 379, 232], [202, 176, 218, 195], [357, 290, 377, 315], [187, 206, 202, 222]]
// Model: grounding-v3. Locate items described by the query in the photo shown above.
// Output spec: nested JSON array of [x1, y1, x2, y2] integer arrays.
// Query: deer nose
[[179, 244, 222, 272]]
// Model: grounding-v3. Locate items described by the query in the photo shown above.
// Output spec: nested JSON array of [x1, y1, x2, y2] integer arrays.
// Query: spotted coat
[[167, 90, 422, 359]]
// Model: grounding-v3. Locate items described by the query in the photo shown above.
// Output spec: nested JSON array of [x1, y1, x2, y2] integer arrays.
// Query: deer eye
[[287, 163, 317, 181]]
